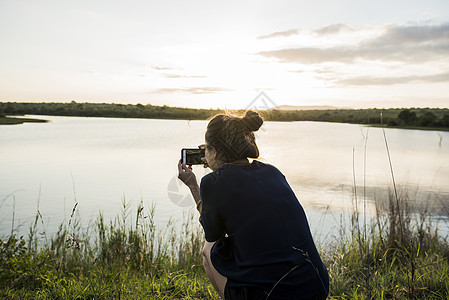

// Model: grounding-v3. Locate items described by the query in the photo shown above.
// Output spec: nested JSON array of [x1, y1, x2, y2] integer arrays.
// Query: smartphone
[[181, 148, 206, 165]]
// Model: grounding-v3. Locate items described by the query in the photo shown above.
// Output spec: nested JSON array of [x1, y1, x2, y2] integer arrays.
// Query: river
[[1, 115, 448, 244]]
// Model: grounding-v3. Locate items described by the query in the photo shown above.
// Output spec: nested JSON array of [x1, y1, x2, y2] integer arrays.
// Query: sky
[[1, 0, 449, 109]]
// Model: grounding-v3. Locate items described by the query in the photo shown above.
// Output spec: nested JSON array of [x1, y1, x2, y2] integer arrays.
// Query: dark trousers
[[224, 286, 328, 300]]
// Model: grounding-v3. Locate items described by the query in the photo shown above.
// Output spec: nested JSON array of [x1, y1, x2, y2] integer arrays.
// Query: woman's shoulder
[[202, 160, 282, 184], [252, 160, 284, 175], [200, 165, 231, 186], [218, 160, 283, 178]]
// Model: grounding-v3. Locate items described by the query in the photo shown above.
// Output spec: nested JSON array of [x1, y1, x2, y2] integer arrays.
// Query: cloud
[[336, 71, 449, 86], [257, 29, 300, 39], [259, 47, 354, 64], [314, 24, 350, 36], [151, 65, 206, 79], [151, 65, 179, 71], [375, 23, 449, 44], [152, 87, 231, 94], [162, 74, 206, 79], [257, 23, 449, 64], [258, 24, 350, 40]]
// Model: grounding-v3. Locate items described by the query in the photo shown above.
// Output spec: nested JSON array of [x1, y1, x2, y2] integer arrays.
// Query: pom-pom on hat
[[241, 110, 264, 132]]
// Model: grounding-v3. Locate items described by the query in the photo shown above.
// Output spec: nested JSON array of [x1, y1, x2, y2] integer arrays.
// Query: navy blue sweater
[[200, 160, 329, 299]]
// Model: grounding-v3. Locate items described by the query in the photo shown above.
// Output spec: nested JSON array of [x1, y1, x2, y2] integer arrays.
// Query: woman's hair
[[205, 110, 264, 163]]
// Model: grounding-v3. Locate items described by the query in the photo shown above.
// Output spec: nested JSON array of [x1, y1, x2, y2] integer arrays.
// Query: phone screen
[[182, 148, 205, 165]]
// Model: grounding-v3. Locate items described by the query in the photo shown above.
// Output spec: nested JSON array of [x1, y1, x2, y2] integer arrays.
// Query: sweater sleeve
[[199, 174, 226, 242]]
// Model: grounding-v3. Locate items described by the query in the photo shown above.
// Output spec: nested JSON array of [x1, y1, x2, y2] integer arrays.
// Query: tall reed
[[1, 198, 216, 299], [325, 123, 449, 299]]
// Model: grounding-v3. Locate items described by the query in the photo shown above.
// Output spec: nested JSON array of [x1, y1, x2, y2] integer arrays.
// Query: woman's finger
[[201, 157, 208, 168], [178, 160, 194, 175]]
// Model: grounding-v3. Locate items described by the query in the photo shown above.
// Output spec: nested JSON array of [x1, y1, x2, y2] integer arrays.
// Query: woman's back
[[200, 160, 329, 299]]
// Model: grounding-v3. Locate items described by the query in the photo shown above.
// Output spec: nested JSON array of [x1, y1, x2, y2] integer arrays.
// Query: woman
[[178, 110, 329, 300]]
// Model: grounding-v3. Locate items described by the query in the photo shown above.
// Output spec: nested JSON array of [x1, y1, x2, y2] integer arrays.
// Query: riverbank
[[0, 116, 49, 125], [1, 193, 448, 299]]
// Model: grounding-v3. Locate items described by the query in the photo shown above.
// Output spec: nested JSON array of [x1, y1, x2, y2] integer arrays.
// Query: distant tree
[[319, 112, 331, 121], [0, 108, 4, 117], [441, 114, 449, 127], [387, 119, 398, 126], [418, 111, 437, 127], [398, 109, 417, 125]]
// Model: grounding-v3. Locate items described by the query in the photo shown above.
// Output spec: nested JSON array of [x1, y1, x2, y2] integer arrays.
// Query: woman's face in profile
[[205, 145, 221, 171]]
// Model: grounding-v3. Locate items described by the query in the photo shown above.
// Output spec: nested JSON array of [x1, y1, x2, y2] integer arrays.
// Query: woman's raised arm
[[177, 160, 202, 213]]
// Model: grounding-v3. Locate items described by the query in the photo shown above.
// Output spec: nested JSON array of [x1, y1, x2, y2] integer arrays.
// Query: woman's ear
[[211, 146, 219, 160]]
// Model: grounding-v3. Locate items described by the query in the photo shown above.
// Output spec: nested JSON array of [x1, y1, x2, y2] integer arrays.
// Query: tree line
[[260, 107, 449, 128], [1, 101, 448, 129], [0, 101, 222, 120]]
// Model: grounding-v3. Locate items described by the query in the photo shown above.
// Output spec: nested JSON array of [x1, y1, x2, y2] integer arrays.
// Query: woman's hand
[[178, 160, 198, 188], [202, 157, 209, 169], [177, 160, 202, 213]]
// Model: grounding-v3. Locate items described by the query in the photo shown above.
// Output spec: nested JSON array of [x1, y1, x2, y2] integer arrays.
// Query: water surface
[[1, 116, 448, 242]]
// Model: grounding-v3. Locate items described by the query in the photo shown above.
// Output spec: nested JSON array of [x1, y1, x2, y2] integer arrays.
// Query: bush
[[398, 109, 417, 125], [418, 111, 438, 127]]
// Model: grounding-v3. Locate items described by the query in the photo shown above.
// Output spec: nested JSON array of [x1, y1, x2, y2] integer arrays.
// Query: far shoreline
[[2, 114, 449, 133], [1, 101, 448, 131]]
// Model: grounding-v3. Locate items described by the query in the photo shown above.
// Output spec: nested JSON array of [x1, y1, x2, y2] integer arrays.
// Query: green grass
[[324, 191, 449, 299], [1, 200, 219, 299], [1, 191, 448, 299]]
